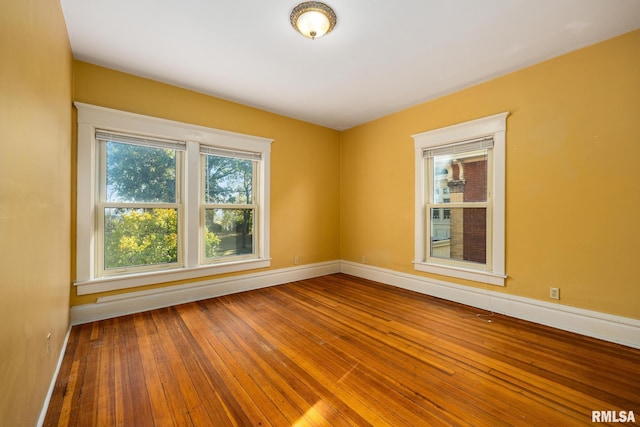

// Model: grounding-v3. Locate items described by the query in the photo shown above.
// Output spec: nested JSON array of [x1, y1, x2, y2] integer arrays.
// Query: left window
[[76, 103, 272, 295], [97, 132, 184, 276]]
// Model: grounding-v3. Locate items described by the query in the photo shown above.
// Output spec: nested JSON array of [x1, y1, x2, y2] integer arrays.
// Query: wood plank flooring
[[44, 274, 640, 426]]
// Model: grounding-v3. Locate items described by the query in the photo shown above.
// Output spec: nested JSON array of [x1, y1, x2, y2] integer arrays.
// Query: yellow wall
[[341, 29, 640, 320], [71, 61, 341, 305], [72, 31, 640, 318], [1, 1, 636, 421], [0, 1, 72, 425]]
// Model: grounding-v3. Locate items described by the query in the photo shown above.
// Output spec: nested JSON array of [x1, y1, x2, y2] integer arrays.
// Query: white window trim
[[412, 112, 509, 286], [75, 102, 272, 295]]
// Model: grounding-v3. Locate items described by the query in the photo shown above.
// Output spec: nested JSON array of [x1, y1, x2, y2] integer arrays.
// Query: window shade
[[96, 131, 186, 151], [200, 145, 262, 161], [423, 136, 493, 158]]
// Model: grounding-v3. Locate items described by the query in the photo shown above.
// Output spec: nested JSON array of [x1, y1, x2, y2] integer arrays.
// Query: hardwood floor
[[45, 274, 640, 426]]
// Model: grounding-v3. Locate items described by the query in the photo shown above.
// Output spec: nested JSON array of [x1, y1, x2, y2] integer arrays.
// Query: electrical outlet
[[549, 287, 560, 300], [361, 256, 366, 264], [293, 256, 299, 265], [46, 332, 52, 356]]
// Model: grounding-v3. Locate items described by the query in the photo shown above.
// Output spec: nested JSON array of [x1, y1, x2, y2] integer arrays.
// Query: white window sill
[[74, 258, 271, 295], [413, 261, 506, 286]]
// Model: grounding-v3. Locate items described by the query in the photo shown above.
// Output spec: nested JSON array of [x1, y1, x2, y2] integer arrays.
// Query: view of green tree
[[106, 142, 177, 202], [104, 208, 178, 269], [102, 142, 255, 270], [103, 141, 181, 270], [205, 209, 253, 258], [203, 156, 253, 204], [205, 228, 222, 258], [203, 155, 255, 257]]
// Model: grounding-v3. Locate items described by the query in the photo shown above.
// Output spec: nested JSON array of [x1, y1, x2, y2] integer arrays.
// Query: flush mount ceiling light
[[290, 2, 337, 40]]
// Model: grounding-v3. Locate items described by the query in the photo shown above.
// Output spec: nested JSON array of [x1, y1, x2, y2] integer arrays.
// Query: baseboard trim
[[69, 259, 640, 349], [340, 261, 640, 349], [38, 325, 72, 427], [70, 261, 341, 325]]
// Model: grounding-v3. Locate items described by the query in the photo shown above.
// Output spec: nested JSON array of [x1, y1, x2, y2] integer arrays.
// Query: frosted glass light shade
[[290, 2, 337, 39]]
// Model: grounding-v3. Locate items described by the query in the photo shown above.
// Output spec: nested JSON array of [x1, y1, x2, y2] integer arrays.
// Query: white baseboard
[[69, 259, 640, 349], [38, 326, 72, 427], [340, 261, 640, 349], [70, 261, 340, 325]]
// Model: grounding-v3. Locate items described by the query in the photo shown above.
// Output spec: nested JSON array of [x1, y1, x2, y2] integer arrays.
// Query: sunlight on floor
[[292, 362, 360, 426], [292, 399, 334, 427]]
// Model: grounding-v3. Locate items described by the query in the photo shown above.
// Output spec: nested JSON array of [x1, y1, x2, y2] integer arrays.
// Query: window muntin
[[97, 135, 184, 276]]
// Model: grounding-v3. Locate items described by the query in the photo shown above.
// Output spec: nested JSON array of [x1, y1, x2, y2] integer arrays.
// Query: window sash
[[425, 205, 493, 270], [202, 207, 257, 263], [201, 154, 257, 205], [425, 149, 493, 270], [97, 135, 184, 277], [427, 151, 490, 203], [96, 205, 183, 276], [99, 139, 183, 204], [200, 152, 259, 264]]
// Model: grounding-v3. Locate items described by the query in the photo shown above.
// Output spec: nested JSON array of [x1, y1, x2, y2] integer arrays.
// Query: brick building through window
[[432, 150, 488, 265]]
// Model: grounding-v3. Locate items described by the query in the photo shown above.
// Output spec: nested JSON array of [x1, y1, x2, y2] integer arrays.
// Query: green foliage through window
[[104, 208, 178, 269], [204, 156, 253, 204], [203, 154, 256, 260], [99, 137, 259, 272], [106, 142, 177, 203], [102, 139, 181, 271]]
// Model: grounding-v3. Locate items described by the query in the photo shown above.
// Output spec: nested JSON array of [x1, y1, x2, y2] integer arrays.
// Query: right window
[[201, 147, 260, 263], [413, 112, 508, 286]]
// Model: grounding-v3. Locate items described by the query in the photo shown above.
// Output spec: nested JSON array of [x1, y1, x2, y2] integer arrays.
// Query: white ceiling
[[61, 0, 640, 130]]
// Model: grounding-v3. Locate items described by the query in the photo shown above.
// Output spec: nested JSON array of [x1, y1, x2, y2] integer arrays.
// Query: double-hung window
[[76, 103, 272, 295], [200, 147, 260, 263], [97, 132, 185, 276], [413, 113, 508, 286]]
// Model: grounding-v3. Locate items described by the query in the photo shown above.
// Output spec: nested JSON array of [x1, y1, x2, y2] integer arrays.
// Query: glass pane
[[430, 207, 486, 264], [203, 155, 253, 204], [205, 208, 254, 258], [432, 149, 487, 203], [106, 141, 177, 203], [104, 208, 178, 270]]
